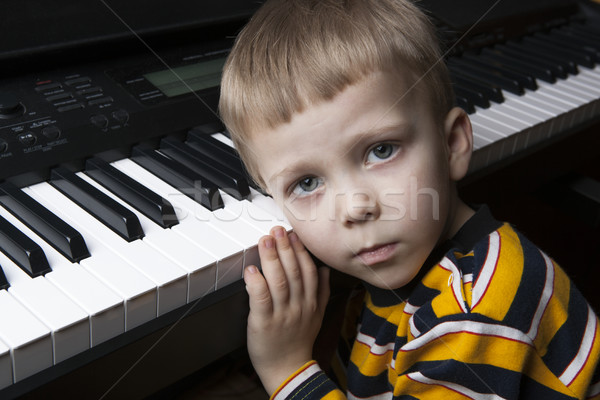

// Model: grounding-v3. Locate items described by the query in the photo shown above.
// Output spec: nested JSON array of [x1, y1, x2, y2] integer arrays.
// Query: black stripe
[[542, 279, 591, 376], [287, 371, 337, 400], [501, 232, 548, 331], [346, 362, 391, 398]]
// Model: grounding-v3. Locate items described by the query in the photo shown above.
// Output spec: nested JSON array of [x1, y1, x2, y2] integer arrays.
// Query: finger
[[258, 234, 290, 306], [271, 227, 304, 302], [243, 265, 273, 317], [288, 232, 319, 301]]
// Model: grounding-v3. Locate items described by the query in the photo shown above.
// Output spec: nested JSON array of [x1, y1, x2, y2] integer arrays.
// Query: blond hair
[[219, 0, 453, 187]]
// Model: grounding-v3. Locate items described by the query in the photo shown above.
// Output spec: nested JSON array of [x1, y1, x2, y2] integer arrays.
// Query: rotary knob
[[0, 92, 25, 119]]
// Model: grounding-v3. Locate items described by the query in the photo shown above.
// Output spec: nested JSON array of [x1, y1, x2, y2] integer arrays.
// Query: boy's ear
[[444, 107, 473, 181]]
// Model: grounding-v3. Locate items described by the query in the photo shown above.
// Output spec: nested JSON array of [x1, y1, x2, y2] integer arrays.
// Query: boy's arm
[[243, 226, 331, 395]]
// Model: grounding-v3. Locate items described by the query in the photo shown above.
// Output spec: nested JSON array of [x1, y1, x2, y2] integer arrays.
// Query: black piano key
[[550, 30, 600, 60], [187, 129, 247, 174], [0, 181, 90, 262], [567, 24, 600, 41], [453, 85, 490, 109], [0, 214, 51, 277], [523, 36, 595, 68], [461, 54, 537, 90], [448, 59, 524, 95], [50, 166, 144, 242], [0, 264, 8, 290], [505, 41, 578, 75], [497, 44, 569, 79], [85, 157, 178, 229], [186, 129, 261, 191], [159, 137, 251, 200], [480, 49, 556, 83], [448, 68, 504, 104], [131, 145, 224, 211], [452, 90, 475, 114]]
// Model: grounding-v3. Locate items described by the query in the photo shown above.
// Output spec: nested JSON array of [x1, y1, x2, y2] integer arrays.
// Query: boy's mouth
[[356, 242, 398, 266]]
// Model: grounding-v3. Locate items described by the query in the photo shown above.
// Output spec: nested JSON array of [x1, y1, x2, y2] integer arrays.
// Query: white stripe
[[355, 331, 395, 356], [586, 379, 600, 397], [559, 305, 598, 386], [472, 231, 501, 309], [463, 273, 473, 284], [527, 251, 555, 339], [273, 363, 322, 400], [409, 314, 421, 338], [439, 257, 468, 313], [403, 302, 419, 315], [407, 371, 508, 400], [348, 391, 393, 400], [400, 320, 533, 352]]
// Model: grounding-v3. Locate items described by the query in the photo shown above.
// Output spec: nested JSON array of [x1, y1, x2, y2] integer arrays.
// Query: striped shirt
[[271, 206, 600, 400]]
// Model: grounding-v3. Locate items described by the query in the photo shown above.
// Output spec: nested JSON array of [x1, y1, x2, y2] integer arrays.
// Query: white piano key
[[0, 339, 10, 390], [577, 65, 600, 82], [503, 90, 564, 117], [112, 159, 248, 289], [24, 184, 156, 330], [33, 177, 186, 318], [248, 189, 290, 222], [567, 77, 600, 97], [80, 171, 218, 302], [535, 82, 582, 109], [213, 192, 280, 236], [0, 201, 124, 346], [0, 251, 89, 364], [212, 132, 235, 147], [0, 290, 52, 382], [222, 191, 292, 233], [541, 80, 596, 104], [488, 100, 547, 126]]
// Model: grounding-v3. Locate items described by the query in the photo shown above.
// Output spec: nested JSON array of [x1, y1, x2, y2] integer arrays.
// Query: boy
[[218, 0, 600, 398]]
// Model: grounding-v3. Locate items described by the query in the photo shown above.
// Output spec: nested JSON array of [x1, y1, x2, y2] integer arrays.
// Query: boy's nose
[[339, 188, 380, 225]]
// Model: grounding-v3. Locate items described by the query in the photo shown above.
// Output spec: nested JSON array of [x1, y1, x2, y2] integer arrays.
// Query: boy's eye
[[291, 177, 322, 196], [367, 143, 396, 163]]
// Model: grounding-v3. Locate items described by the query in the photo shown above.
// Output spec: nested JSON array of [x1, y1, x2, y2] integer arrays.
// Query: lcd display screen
[[144, 57, 226, 97]]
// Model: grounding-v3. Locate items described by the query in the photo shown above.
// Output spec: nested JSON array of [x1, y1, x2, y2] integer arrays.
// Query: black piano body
[[0, 0, 599, 398]]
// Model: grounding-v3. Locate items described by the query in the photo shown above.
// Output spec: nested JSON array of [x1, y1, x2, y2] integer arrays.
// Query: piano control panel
[[0, 41, 231, 187]]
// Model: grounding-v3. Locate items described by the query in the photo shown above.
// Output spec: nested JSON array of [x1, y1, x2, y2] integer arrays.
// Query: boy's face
[[249, 71, 470, 290]]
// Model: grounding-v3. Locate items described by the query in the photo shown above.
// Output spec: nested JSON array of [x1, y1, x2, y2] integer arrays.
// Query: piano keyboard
[[454, 22, 600, 175], [0, 132, 291, 389], [0, 10, 599, 400]]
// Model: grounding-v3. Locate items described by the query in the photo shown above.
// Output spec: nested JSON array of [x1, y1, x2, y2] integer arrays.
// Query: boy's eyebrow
[[267, 122, 412, 185]]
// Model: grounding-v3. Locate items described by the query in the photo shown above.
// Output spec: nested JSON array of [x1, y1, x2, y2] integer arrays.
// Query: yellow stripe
[[395, 331, 575, 396], [350, 340, 393, 376], [471, 224, 523, 320], [321, 390, 346, 400]]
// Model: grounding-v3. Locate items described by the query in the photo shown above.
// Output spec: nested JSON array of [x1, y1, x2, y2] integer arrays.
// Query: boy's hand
[[243, 226, 330, 395]]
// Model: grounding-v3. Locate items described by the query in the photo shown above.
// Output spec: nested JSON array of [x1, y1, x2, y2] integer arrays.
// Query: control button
[[35, 82, 62, 92], [46, 92, 73, 102], [57, 103, 84, 112], [17, 132, 36, 146], [65, 77, 91, 86], [0, 92, 25, 119], [88, 96, 114, 106], [77, 87, 102, 95], [0, 140, 7, 153], [90, 114, 109, 129], [111, 109, 129, 124], [41, 125, 61, 140]]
